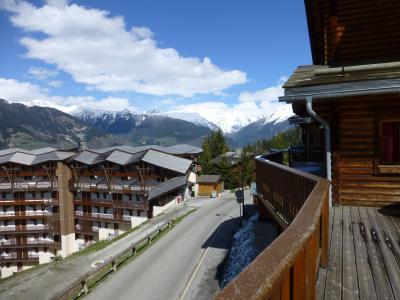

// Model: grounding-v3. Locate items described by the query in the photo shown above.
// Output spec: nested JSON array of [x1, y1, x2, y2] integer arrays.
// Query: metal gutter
[[305, 97, 332, 206], [280, 85, 400, 103]]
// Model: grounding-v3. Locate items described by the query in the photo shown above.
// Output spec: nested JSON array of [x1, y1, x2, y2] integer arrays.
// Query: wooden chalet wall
[[309, 95, 400, 206], [306, 0, 400, 66]]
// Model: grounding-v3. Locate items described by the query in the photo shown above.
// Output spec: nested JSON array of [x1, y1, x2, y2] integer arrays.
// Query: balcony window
[[112, 193, 122, 201], [380, 121, 400, 164]]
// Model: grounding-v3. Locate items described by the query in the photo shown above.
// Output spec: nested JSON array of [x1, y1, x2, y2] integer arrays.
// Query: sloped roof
[[197, 175, 222, 184], [141, 150, 192, 174], [282, 64, 400, 101], [87, 144, 202, 156], [0, 148, 75, 166], [166, 144, 203, 155], [148, 176, 187, 200]]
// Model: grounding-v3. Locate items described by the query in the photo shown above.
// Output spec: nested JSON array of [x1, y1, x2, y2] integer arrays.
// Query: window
[[135, 194, 140, 202], [112, 193, 122, 201], [40, 192, 45, 198], [128, 194, 132, 201], [32, 192, 36, 199], [380, 121, 400, 164]]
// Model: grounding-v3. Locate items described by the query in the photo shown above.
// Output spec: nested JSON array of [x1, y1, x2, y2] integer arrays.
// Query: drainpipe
[[305, 96, 332, 206]]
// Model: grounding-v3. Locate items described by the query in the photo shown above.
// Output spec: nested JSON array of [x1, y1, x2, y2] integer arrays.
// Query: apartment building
[[0, 147, 76, 278], [0, 144, 200, 278]]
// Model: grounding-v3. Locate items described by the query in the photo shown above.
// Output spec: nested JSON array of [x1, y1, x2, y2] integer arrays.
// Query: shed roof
[[197, 175, 222, 184], [148, 176, 187, 201]]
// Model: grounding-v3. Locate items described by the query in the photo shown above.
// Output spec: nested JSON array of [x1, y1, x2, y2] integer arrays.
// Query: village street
[[86, 193, 247, 300]]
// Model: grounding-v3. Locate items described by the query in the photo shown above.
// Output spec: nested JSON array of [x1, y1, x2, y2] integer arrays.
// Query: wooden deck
[[318, 206, 400, 299]]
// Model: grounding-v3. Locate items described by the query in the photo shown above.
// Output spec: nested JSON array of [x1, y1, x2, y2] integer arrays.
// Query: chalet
[[217, 0, 400, 299]]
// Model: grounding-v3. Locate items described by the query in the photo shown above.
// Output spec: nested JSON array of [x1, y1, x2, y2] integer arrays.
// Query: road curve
[[85, 195, 241, 300]]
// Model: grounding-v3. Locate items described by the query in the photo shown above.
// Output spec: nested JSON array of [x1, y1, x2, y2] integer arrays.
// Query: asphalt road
[[85, 194, 242, 300]]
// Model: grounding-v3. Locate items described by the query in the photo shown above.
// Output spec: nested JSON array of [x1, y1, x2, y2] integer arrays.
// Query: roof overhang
[[280, 77, 400, 103]]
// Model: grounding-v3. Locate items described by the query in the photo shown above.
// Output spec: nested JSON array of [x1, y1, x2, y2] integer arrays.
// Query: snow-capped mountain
[[167, 104, 293, 133], [165, 112, 219, 131], [75, 109, 213, 146]]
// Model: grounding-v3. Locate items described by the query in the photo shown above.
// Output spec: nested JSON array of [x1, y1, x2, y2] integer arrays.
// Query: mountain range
[[0, 98, 293, 149]]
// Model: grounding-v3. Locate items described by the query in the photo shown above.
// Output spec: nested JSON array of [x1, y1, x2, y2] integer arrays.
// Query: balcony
[[0, 225, 50, 234], [74, 198, 113, 207], [217, 153, 400, 299], [69, 180, 144, 193], [288, 145, 325, 176], [0, 253, 39, 263], [112, 200, 147, 210], [74, 224, 98, 235], [0, 211, 53, 220], [0, 198, 58, 206], [0, 240, 61, 249], [74, 211, 118, 222], [0, 181, 57, 192], [216, 156, 330, 299]]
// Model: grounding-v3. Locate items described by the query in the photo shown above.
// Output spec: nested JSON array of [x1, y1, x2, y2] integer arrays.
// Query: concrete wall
[[39, 250, 55, 264], [130, 216, 147, 228], [153, 196, 179, 217], [60, 232, 79, 257], [98, 227, 116, 241]]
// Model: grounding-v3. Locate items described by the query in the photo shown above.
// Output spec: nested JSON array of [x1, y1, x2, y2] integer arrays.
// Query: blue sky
[[0, 0, 311, 131]]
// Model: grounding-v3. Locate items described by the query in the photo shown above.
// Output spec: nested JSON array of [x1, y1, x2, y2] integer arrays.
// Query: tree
[[199, 138, 213, 174], [208, 129, 228, 158], [246, 127, 302, 155], [199, 129, 229, 175]]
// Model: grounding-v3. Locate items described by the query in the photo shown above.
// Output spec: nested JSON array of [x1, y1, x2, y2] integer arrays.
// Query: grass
[[74, 208, 197, 299], [69, 220, 149, 258]]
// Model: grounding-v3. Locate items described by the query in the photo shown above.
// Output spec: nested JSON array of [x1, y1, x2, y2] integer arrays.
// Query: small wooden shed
[[197, 175, 223, 197]]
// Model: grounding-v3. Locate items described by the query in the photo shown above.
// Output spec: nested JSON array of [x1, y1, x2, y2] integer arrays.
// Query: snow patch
[[221, 213, 258, 287]]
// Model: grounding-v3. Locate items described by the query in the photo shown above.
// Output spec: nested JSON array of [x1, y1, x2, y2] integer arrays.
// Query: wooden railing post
[[306, 232, 318, 300], [321, 195, 329, 268]]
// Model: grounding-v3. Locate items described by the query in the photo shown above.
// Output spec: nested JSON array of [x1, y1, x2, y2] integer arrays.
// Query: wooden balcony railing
[[216, 156, 329, 300], [288, 145, 324, 166]]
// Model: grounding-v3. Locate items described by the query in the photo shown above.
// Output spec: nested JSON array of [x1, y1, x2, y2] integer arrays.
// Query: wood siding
[[198, 182, 222, 197], [312, 96, 400, 206], [307, 0, 400, 66]]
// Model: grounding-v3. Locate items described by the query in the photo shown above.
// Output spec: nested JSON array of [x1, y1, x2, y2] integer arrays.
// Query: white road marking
[[91, 260, 104, 268]]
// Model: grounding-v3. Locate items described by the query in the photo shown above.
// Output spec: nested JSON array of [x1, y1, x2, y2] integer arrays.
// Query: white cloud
[[47, 80, 62, 87], [28, 66, 58, 80], [238, 77, 286, 102], [1, 0, 246, 97], [168, 79, 291, 132], [0, 77, 136, 113]]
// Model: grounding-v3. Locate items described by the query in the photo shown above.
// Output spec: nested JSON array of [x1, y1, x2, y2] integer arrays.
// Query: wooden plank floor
[[317, 206, 400, 300]]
